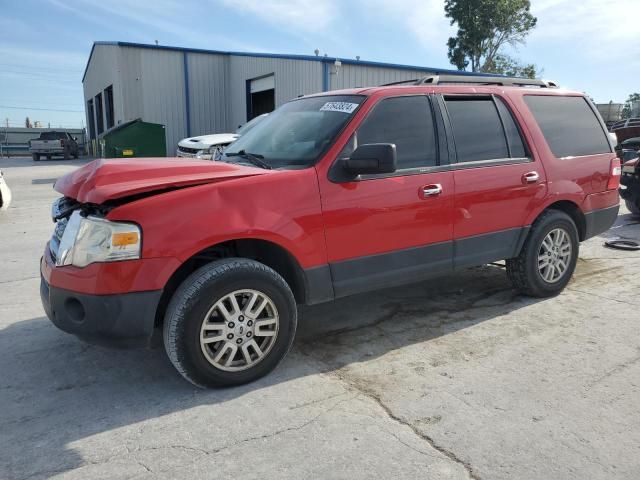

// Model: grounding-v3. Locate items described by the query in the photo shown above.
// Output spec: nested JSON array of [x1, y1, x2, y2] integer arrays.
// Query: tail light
[[607, 157, 621, 190]]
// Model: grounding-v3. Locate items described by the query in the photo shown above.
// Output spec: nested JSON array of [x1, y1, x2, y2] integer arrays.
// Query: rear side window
[[355, 96, 437, 169], [445, 98, 509, 162], [39, 132, 66, 140], [524, 95, 611, 157]]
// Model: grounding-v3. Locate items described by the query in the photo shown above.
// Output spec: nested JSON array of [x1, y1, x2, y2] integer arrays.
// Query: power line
[[0, 105, 84, 113], [0, 63, 82, 73], [0, 70, 80, 81]]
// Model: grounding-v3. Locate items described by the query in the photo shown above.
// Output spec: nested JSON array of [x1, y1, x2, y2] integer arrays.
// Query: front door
[[318, 94, 455, 298]]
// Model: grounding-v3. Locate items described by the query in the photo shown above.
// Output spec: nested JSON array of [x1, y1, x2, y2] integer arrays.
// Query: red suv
[[41, 75, 621, 387]]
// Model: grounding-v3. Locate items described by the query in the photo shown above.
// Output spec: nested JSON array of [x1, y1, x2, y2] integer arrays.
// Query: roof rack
[[381, 74, 557, 88], [417, 74, 558, 88], [380, 78, 421, 86]]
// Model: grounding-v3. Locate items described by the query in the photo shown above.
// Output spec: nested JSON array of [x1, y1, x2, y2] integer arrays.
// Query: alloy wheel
[[537, 227, 572, 283], [199, 289, 279, 371]]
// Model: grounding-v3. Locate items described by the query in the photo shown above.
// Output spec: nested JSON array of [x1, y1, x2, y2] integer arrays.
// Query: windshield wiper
[[225, 150, 272, 170]]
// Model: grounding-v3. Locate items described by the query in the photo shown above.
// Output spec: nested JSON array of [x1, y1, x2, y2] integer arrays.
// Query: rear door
[[439, 94, 547, 268], [318, 94, 455, 297]]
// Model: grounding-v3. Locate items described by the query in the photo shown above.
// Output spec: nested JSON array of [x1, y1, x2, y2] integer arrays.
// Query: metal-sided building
[[82, 41, 471, 155]]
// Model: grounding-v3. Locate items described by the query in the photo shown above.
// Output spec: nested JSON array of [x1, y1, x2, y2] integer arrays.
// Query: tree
[[25, 117, 32, 128], [622, 93, 640, 119], [484, 54, 537, 78], [445, 0, 537, 75]]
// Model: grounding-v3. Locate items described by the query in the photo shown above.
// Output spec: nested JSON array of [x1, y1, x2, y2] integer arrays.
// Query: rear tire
[[625, 199, 640, 217], [46, 155, 52, 160], [506, 210, 579, 297], [163, 258, 297, 388], [32, 153, 40, 161]]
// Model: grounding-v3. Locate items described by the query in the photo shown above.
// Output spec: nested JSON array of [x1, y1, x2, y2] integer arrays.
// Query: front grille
[[49, 197, 78, 263], [178, 145, 200, 154], [49, 217, 68, 262]]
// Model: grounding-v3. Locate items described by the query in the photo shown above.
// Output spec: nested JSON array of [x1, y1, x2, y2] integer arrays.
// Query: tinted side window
[[356, 96, 437, 169], [495, 97, 527, 158], [445, 98, 509, 162], [524, 95, 611, 157]]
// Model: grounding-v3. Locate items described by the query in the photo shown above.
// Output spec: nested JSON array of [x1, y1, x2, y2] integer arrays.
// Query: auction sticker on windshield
[[320, 102, 359, 114]]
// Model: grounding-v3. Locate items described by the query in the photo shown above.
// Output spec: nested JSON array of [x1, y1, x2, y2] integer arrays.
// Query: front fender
[[107, 168, 327, 272]]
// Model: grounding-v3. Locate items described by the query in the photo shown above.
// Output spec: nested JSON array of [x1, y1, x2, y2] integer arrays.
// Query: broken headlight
[[56, 211, 141, 267]]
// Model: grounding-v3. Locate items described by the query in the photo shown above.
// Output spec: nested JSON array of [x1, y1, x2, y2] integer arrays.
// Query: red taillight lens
[[608, 157, 621, 190]]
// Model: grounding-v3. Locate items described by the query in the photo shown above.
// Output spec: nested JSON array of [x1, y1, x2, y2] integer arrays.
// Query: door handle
[[421, 184, 442, 197], [522, 171, 540, 184]]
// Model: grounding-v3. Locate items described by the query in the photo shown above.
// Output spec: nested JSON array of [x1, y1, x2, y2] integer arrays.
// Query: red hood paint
[[54, 158, 268, 204]]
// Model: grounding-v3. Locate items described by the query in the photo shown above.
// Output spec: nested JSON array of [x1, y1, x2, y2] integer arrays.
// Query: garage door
[[248, 74, 275, 119], [250, 75, 275, 93]]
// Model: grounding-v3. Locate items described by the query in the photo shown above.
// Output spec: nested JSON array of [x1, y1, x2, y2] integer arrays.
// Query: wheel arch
[[527, 199, 586, 242], [154, 238, 307, 328], [543, 200, 586, 240]]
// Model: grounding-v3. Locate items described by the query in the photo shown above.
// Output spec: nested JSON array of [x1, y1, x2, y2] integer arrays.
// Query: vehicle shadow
[[1, 265, 542, 479]]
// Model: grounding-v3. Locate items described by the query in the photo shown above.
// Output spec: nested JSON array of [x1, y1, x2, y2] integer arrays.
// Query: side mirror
[[342, 143, 397, 176], [73, 137, 78, 141]]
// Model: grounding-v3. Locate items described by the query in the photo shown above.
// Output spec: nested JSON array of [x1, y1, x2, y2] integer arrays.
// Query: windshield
[[39, 132, 67, 140], [223, 95, 365, 169], [236, 113, 268, 136]]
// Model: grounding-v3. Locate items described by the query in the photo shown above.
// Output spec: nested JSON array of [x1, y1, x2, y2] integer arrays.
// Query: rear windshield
[[223, 95, 364, 169], [524, 95, 611, 158], [39, 132, 67, 140]]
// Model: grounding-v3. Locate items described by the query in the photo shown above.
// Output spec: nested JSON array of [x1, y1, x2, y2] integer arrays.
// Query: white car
[[0, 170, 12, 210], [176, 114, 268, 160]]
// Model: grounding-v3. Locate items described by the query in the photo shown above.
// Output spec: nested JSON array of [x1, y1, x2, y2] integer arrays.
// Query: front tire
[[506, 210, 579, 297], [32, 153, 40, 161], [163, 258, 297, 388], [625, 199, 640, 217]]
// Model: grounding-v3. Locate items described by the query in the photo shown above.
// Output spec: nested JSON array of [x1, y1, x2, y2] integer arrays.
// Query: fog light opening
[[65, 297, 86, 324]]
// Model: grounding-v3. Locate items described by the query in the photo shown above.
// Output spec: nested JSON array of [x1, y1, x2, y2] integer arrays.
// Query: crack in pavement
[[17, 395, 354, 480], [584, 349, 640, 391], [566, 287, 640, 307], [288, 391, 350, 410], [0, 275, 39, 285], [330, 369, 480, 480], [298, 351, 481, 480]]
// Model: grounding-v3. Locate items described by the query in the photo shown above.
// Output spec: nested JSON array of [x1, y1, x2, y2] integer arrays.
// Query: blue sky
[[1, 0, 638, 129]]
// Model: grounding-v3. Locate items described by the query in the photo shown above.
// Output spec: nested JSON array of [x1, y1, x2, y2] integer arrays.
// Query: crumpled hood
[[54, 157, 268, 204], [178, 133, 238, 150]]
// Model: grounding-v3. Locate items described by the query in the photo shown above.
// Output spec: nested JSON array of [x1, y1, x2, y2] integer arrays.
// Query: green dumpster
[[100, 119, 166, 158]]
